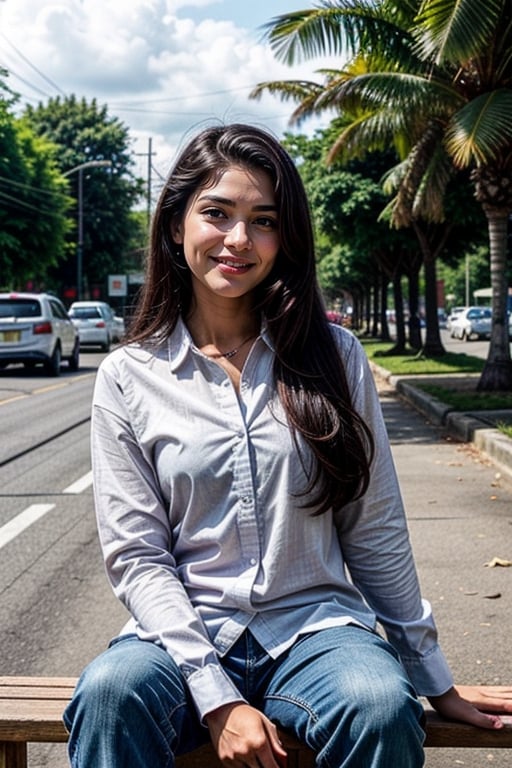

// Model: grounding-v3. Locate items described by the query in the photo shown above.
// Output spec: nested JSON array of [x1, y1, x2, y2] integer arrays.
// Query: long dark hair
[[127, 123, 374, 514]]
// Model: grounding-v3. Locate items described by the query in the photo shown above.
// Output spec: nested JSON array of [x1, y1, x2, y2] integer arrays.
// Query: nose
[[224, 220, 252, 251]]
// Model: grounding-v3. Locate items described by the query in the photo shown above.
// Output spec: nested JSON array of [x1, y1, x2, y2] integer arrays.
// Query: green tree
[[253, 0, 512, 390], [23, 96, 144, 299], [0, 102, 71, 289]]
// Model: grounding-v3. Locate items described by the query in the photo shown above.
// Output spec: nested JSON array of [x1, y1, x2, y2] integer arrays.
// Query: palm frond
[[262, 6, 352, 65], [314, 70, 463, 122], [415, 0, 503, 64], [387, 119, 446, 225], [249, 79, 324, 103], [261, 0, 419, 66], [249, 79, 328, 126], [444, 89, 512, 166], [412, 144, 454, 221]]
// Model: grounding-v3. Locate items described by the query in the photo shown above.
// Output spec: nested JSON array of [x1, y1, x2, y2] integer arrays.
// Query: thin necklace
[[203, 334, 256, 360]]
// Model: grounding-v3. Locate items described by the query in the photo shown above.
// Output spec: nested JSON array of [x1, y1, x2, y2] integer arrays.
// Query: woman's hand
[[428, 686, 507, 729], [454, 685, 512, 714], [205, 702, 287, 768]]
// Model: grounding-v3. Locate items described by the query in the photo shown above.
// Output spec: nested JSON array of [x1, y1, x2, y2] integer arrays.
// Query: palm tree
[[252, 0, 512, 389]]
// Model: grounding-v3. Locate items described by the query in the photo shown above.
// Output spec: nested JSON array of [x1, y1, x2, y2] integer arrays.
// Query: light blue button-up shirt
[[91, 318, 453, 719]]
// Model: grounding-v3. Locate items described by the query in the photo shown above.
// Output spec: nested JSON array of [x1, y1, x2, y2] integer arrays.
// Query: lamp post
[[63, 160, 112, 300]]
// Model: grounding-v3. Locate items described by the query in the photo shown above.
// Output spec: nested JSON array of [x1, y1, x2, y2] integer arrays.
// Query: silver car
[[450, 306, 492, 341], [69, 301, 119, 351], [0, 292, 80, 375]]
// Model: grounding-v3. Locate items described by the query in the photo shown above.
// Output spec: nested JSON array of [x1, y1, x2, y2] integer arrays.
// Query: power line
[[1, 32, 66, 96], [0, 188, 61, 215], [109, 84, 258, 107], [0, 174, 69, 201], [0, 62, 54, 99]]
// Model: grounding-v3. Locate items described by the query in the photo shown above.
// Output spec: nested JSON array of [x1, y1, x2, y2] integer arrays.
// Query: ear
[[171, 216, 183, 244]]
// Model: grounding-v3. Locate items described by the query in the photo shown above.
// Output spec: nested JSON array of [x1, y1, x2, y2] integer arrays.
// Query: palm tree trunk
[[380, 278, 391, 341], [422, 256, 445, 356], [477, 207, 512, 391], [407, 266, 422, 351], [412, 222, 446, 356]]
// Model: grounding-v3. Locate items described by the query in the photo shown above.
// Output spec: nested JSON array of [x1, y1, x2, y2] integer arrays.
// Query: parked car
[[111, 313, 126, 343], [446, 306, 466, 332], [0, 292, 79, 375], [450, 306, 492, 341], [69, 301, 121, 351]]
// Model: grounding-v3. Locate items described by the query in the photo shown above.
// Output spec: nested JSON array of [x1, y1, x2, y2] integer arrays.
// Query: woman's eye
[[202, 207, 226, 220], [255, 216, 278, 229]]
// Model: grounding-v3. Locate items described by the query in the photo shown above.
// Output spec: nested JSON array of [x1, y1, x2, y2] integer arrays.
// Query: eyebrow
[[198, 193, 277, 212]]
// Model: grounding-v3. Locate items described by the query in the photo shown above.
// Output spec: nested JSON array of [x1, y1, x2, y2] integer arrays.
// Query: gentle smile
[[212, 257, 253, 270]]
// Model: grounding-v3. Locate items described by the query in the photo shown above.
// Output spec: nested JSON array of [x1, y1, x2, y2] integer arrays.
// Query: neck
[[185, 297, 260, 351]]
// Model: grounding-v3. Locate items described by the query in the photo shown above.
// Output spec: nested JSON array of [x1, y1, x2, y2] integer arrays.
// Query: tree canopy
[[0, 101, 71, 290], [23, 95, 145, 299]]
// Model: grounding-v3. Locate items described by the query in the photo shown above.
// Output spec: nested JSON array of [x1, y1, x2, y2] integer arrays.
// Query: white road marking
[[0, 503, 55, 550], [0, 470, 93, 549], [63, 470, 93, 494]]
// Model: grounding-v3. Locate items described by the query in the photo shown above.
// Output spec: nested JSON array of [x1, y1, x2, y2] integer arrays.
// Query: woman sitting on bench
[[64, 123, 511, 768]]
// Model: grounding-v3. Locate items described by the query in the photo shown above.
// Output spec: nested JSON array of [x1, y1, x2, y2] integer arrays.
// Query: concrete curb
[[370, 361, 512, 485]]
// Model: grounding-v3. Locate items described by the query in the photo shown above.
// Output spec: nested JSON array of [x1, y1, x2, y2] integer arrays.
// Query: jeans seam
[[266, 693, 338, 768]]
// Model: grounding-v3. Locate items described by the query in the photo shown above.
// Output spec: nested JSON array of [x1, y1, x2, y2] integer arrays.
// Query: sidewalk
[[371, 361, 512, 487], [375, 366, 512, 768]]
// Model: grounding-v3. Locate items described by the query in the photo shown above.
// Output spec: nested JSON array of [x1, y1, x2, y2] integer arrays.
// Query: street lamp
[[63, 160, 112, 300]]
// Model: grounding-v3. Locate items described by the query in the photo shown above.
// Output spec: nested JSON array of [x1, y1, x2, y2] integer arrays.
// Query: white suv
[[0, 292, 80, 376], [69, 300, 121, 351]]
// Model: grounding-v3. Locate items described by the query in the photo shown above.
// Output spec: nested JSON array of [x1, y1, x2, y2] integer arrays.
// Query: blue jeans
[[63, 626, 425, 767]]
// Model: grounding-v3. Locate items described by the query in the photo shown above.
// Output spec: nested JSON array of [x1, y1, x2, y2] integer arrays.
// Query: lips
[[211, 257, 253, 272]]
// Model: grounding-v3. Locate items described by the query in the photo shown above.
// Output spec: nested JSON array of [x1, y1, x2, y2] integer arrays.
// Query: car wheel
[[101, 337, 111, 353], [68, 339, 80, 371], [44, 344, 62, 376]]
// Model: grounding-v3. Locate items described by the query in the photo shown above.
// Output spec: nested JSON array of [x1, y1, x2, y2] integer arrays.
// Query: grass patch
[[362, 339, 512, 412], [362, 341, 485, 376], [417, 384, 512, 411], [498, 422, 512, 438]]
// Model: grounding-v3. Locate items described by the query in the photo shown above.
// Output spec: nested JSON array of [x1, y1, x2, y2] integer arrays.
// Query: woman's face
[[172, 165, 280, 304]]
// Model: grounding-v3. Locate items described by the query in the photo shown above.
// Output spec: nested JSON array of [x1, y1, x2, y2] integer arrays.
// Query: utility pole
[[63, 160, 112, 300], [136, 138, 156, 228]]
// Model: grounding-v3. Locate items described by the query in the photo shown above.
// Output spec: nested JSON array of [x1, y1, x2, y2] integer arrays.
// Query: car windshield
[[70, 308, 102, 319], [0, 299, 41, 318], [468, 308, 491, 318]]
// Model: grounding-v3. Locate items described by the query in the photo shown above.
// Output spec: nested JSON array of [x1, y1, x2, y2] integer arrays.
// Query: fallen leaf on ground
[[484, 557, 512, 567]]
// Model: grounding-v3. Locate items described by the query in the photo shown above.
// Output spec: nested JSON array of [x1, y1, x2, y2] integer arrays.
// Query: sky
[[0, 0, 340, 200]]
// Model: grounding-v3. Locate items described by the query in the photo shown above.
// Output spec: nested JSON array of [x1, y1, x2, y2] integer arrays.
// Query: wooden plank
[[175, 736, 315, 768], [0, 741, 27, 768], [1, 677, 512, 754], [424, 711, 512, 748], [0, 678, 77, 689]]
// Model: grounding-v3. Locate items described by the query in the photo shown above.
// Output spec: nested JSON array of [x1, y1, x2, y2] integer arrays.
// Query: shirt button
[[250, 558, 257, 566]]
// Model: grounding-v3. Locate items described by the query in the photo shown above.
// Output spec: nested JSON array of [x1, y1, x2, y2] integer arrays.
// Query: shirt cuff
[[400, 642, 454, 697], [183, 662, 246, 722]]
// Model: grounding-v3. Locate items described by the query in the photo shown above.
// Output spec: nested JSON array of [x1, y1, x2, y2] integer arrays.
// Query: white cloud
[[0, 0, 339, 200]]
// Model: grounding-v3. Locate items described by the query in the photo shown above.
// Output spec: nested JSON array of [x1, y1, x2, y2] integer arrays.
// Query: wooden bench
[[1, 677, 512, 768]]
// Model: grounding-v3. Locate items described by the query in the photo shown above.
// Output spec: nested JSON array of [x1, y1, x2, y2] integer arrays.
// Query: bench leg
[[0, 742, 28, 768]]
